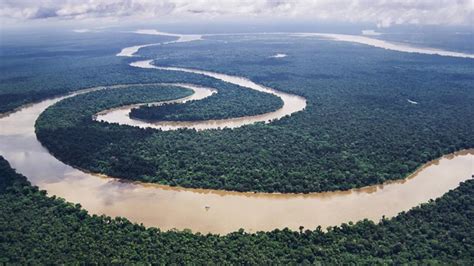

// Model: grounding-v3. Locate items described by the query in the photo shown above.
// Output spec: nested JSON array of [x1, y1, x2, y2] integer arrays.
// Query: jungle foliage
[[1, 157, 473, 264], [0, 31, 281, 118], [129, 86, 283, 121], [35, 37, 474, 192]]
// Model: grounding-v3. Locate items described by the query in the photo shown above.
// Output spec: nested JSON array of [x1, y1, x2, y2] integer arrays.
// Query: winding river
[[94, 83, 217, 126], [95, 60, 307, 130], [0, 31, 473, 234]]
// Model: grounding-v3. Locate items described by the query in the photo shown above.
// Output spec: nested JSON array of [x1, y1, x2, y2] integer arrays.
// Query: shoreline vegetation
[[1, 29, 473, 262], [2, 87, 472, 232], [35, 79, 473, 192], [128, 91, 283, 121], [1, 156, 473, 263]]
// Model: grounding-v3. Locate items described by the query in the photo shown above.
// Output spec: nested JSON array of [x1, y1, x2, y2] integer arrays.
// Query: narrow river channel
[[0, 91, 472, 234], [0, 31, 472, 234]]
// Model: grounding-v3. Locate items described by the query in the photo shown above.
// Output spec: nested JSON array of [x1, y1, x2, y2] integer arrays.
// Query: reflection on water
[[0, 90, 472, 234]]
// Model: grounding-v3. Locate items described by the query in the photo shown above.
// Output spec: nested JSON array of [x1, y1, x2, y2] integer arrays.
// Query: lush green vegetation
[[36, 36, 473, 192], [2, 28, 474, 263], [35, 85, 192, 130], [0, 31, 281, 118], [0, 31, 168, 113], [1, 156, 473, 263], [129, 87, 283, 121]]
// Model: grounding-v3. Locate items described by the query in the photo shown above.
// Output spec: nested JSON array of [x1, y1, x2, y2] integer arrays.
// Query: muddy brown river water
[[0, 86, 472, 234], [0, 31, 472, 234], [95, 60, 307, 130]]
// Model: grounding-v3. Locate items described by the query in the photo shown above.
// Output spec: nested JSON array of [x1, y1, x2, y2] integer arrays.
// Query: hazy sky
[[1, 0, 473, 28]]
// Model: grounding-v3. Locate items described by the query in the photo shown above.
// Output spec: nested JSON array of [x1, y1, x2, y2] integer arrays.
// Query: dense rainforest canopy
[[35, 36, 474, 192], [1, 28, 474, 264], [1, 157, 473, 264], [0, 32, 281, 117], [129, 88, 282, 121]]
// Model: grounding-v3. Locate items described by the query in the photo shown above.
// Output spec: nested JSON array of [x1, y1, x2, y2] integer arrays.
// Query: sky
[[1, 0, 473, 29]]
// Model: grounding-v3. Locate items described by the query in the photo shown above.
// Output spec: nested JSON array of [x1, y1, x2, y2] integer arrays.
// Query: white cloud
[[1, 0, 473, 27]]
